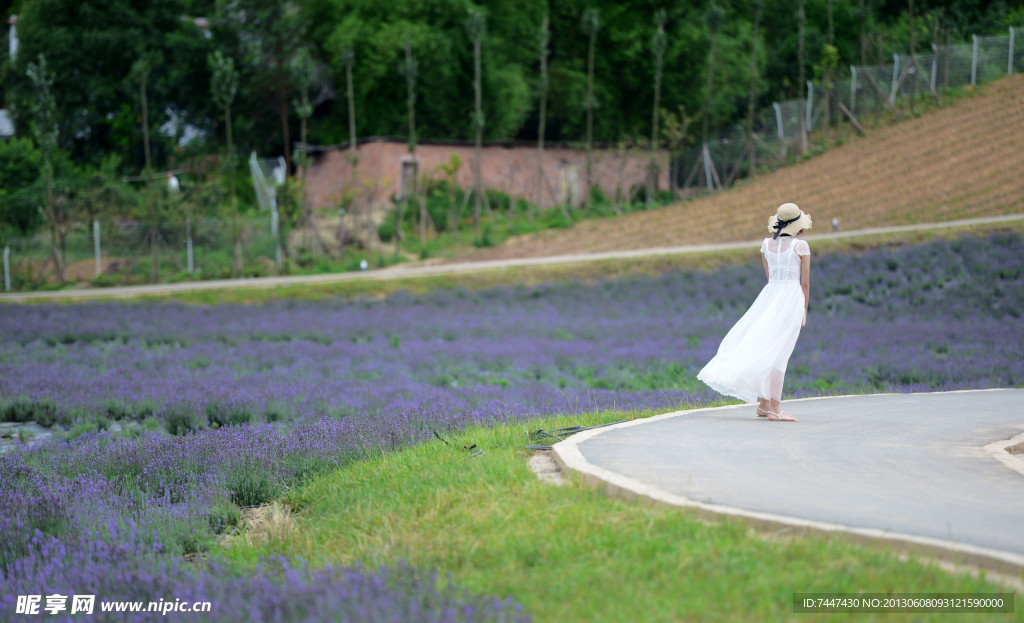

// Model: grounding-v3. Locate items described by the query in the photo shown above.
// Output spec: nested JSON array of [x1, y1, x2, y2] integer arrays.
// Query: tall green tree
[[10, 0, 213, 166], [648, 9, 666, 210], [223, 0, 308, 176], [318, 0, 535, 144], [581, 7, 600, 214], [467, 7, 485, 238], [209, 50, 240, 206], [292, 47, 323, 261], [534, 15, 550, 224], [0, 138, 45, 235], [25, 54, 64, 283], [747, 0, 764, 180], [702, 3, 724, 149]]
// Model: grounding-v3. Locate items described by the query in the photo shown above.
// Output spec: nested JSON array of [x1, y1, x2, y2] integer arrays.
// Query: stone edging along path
[[1, 213, 1022, 303], [548, 390, 1024, 577]]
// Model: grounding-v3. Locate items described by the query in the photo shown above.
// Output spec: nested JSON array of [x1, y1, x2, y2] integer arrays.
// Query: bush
[[0, 398, 65, 427], [377, 210, 397, 243], [225, 468, 280, 507], [205, 402, 253, 428], [164, 406, 203, 436]]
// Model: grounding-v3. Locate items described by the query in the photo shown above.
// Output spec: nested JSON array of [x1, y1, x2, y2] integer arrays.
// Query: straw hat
[[767, 202, 812, 239]]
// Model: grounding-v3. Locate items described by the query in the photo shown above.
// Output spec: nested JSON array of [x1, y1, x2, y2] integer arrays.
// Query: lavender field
[[1, 231, 1022, 621]]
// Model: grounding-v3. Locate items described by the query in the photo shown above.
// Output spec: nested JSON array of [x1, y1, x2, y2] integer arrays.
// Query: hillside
[[455, 74, 1024, 261]]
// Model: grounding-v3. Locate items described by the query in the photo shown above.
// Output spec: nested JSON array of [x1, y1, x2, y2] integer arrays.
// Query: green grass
[[215, 408, 1022, 622]]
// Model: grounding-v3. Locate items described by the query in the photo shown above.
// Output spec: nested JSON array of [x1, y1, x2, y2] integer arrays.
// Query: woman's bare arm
[[800, 254, 811, 324], [762, 253, 769, 281]]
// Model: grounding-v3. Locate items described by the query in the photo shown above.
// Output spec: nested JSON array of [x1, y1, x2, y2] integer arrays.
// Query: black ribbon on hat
[[772, 214, 802, 239]]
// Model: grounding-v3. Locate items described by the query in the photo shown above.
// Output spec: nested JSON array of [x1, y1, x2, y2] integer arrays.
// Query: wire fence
[[674, 26, 1023, 194], [2, 216, 283, 291], [3, 27, 1022, 292]]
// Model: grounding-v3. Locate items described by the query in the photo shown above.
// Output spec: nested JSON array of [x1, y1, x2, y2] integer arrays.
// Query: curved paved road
[[553, 389, 1024, 573]]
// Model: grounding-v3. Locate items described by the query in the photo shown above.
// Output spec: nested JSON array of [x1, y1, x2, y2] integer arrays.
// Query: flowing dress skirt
[[697, 280, 805, 403]]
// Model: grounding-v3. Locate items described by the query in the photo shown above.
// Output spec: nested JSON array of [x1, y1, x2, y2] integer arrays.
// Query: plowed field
[[456, 74, 1024, 261]]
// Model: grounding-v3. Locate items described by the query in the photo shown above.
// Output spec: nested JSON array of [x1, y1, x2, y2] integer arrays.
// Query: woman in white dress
[[697, 203, 812, 422]]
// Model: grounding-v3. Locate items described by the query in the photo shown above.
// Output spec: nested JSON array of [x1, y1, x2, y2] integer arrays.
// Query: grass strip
[[114, 218, 1024, 306], [216, 407, 1022, 622], [9, 218, 1023, 306]]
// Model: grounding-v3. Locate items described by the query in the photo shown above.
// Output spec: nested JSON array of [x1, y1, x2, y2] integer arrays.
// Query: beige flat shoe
[[766, 410, 798, 422]]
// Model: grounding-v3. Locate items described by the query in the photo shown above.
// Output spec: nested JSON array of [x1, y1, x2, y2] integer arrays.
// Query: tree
[[702, 3, 724, 149], [341, 44, 358, 256], [397, 36, 426, 251], [25, 54, 64, 283], [130, 58, 154, 179], [467, 7, 485, 239], [394, 36, 419, 256], [747, 0, 764, 180], [209, 51, 240, 207], [10, 0, 213, 166], [292, 47, 324, 262], [226, 0, 308, 177], [648, 10, 667, 210], [211, 48, 244, 276], [0, 138, 45, 235], [798, 0, 808, 154], [581, 7, 600, 214], [534, 16, 550, 224]]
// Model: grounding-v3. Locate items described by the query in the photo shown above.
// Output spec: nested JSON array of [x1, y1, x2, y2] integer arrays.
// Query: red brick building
[[303, 138, 670, 211]]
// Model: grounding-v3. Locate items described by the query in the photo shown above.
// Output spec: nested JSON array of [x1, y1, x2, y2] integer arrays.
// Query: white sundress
[[697, 236, 809, 403]]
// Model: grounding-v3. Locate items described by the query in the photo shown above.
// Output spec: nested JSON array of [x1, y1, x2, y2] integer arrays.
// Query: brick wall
[[303, 139, 670, 211]]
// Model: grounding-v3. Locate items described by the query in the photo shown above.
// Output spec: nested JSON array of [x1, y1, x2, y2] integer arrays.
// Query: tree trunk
[[151, 228, 158, 284], [747, 0, 763, 180], [798, 0, 807, 154], [827, 0, 835, 136], [908, 0, 916, 115], [45, 170, 65, 284], [535, 18, 549, 223], [226, 102, 235, 204], [649, 16, 665, 210], [233, 235, 243, 278], [345, 56, 358, 259], [702, 32, 718, 147], [585, 28, 596, 214], [860, 0, 868, 68], [473, 32, 483, 238], [279, 89, 291, 176], [141, 78, 152, 179]]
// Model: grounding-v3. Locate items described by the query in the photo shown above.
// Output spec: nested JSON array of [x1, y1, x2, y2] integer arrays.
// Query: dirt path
[[2, 214, 1020, 303]]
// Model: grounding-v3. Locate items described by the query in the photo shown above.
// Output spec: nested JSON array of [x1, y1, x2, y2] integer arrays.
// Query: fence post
[[93, 220, 101, 276], [271, 199, 282, 268], [931, 45, 938, 91], [849, 65, 858, 114], [702, 143, 714, 190], [890, 53, 900, 103], [1010, 27, 1015, 75], [186, 215, 194, 273], [805, 81, 814, 132], [971, 35, 978, 86], [3, 246, 9, 292], [773, 102, 786, 160]]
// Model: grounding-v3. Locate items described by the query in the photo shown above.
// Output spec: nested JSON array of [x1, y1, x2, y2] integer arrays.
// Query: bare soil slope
[[458, 74, 1024, 261]]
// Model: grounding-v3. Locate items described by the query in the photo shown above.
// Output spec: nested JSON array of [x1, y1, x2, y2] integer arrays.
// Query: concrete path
[[552, 389, 1024, 574], [2, 213, 1021, 303]]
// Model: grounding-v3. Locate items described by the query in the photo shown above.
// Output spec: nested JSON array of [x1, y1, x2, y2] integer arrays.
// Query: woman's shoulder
[[795, 238, 811, 255]]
